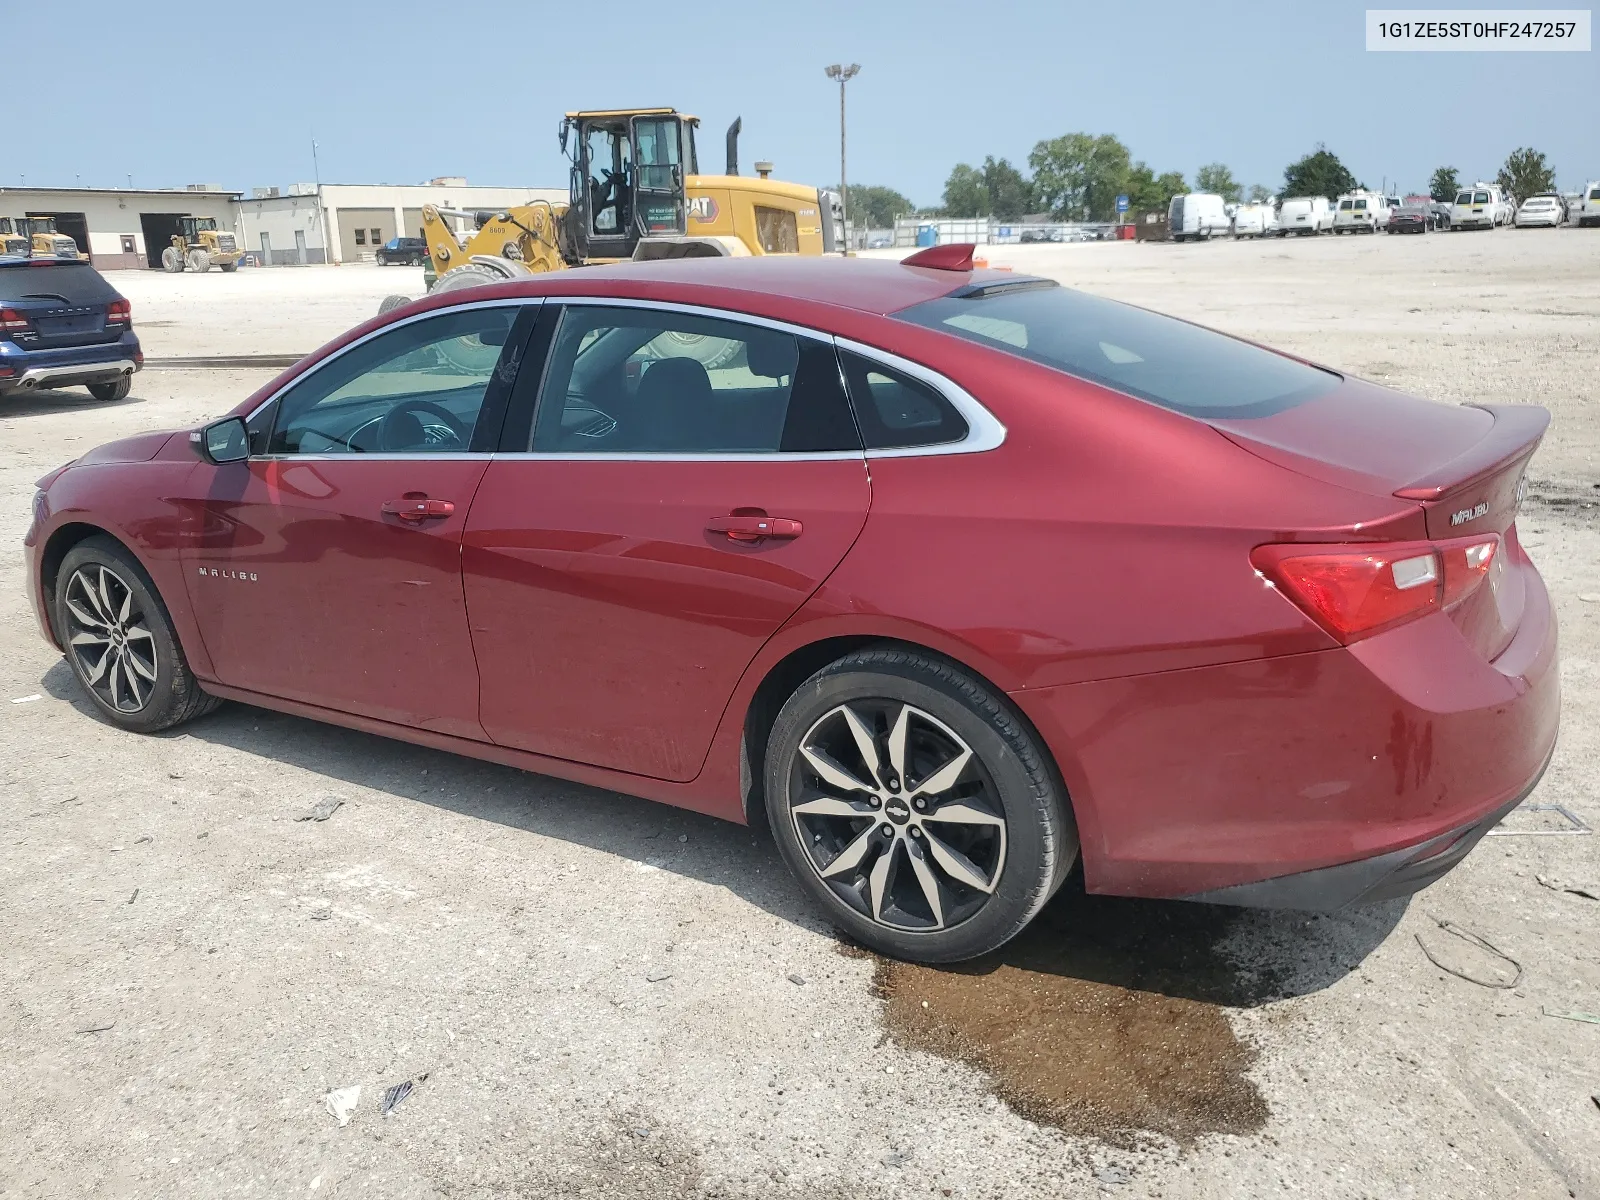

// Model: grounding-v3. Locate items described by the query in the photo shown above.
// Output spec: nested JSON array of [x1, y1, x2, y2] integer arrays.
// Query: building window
[[370, 228, 381, 245], [120, 235, 136, 254], [354, 229, 366, 246]]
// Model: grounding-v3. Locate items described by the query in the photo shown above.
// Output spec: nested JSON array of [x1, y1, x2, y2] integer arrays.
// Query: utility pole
[[825, 63, 860, 250]]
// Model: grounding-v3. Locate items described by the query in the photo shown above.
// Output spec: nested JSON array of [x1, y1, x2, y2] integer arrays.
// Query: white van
[[1167, 193, 1230, 241], [1275, 196, 1331, 236], [1230, 204, 1271, 238], [1332, 191, 1387, 234], [1579, 181, 1600, 228], [1451, 184, 1503, 230]]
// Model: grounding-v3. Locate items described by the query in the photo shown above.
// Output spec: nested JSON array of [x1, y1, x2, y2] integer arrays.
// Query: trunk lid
[[1212, 380, 1548, 662], [0, 260, 123, 350]]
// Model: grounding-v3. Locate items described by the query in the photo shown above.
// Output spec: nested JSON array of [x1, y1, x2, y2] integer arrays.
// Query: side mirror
[[193, 416, 249, 464]]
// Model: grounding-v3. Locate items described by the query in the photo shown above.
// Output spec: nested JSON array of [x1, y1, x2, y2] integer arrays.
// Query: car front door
[[462, 301, 870, 782], [182, 301, 536, 739]]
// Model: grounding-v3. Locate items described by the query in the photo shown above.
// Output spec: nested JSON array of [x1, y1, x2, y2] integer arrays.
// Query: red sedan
[[24, 246, 1559, 963]]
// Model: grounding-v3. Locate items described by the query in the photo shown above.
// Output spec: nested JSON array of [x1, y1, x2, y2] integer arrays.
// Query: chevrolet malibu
[[24, 247, 1559, 963]]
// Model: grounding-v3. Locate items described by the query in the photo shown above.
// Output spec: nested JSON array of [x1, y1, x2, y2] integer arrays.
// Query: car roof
[[490, 255, 998, 317]]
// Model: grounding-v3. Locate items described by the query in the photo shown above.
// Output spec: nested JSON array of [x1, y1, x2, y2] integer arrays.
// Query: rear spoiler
[[1393, 404, 1550, 500]]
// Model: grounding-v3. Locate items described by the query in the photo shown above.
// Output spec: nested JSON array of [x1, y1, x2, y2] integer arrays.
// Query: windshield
[[896, 283, 1340, 420], [194, 217, 216, 231]]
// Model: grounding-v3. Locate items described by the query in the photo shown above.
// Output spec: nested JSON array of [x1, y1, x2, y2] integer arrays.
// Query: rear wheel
[[764, 648, 1077, 964], [87, 377, 131, 402], [219, 261, 238, 273], [54, 537, 221, 734], [188, 249, 211, 272]]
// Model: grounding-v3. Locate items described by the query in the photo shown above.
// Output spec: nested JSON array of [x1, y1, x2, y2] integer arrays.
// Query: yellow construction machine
[[411, 109, 836, 299], [162, 216, 244, 273], [0, 218, 28, 257], [8, 216, 85, 259]]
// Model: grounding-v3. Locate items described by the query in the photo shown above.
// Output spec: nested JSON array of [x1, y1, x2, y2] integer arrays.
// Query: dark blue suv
[[0, 257, 142, 402]]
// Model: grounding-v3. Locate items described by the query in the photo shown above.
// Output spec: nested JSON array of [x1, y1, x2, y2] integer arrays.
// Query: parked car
[[0, 258, 141, 403], [1513, 195, 1565, 228], [1429, 201, 1454, 230], [1386, 203, 1431, 234], [1275, 196, 1333, 236], [1230, 204, 1271, 238], [377, 237, 429, 266], [1019, 228, 1061, 243], [1167, 193, 1230, 241], [25, 249, 1558, 963], [1332, 191, 1388, 234], [1451, 185, 1502, 230], [1578, 181, 1600, 227]]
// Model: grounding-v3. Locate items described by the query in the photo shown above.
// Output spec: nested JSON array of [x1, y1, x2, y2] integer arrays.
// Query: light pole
[[825, 63, 860, 250]]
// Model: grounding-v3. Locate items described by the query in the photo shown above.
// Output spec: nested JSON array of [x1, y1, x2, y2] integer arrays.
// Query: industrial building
[[0, 180, 564, 270], [0, 186, 243, 270]]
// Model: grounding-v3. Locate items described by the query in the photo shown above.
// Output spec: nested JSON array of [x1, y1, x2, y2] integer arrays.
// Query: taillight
[[0, 307, 28, 332], [105, 298, 131, 326], [1252, 535, 1499, 643]]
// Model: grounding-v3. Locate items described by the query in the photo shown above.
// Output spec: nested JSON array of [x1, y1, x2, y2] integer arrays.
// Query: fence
[[891, 217, 1126, 247]]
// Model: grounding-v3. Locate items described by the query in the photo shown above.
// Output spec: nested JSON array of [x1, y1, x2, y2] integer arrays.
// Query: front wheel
[[54, 537, 221, 733], [161, 246, 184, 272], [764, 648, 1077, 964], [219, 261, 238, 273]]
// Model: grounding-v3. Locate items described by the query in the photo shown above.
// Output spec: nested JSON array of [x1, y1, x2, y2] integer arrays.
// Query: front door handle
[[382, 497, 455, 522], [706, 514, 803, 542]]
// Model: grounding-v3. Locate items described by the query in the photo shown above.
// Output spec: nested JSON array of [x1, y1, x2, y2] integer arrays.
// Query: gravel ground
[[2, 233, 1597, 1199]]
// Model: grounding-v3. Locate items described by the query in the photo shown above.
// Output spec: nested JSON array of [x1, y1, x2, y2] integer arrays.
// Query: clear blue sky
[[10, 0, 1596, 203]]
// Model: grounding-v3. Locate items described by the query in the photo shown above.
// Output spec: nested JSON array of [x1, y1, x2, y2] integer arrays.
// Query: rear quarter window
[[897, 284, 1340, 420], [0, 262, 119, 305]]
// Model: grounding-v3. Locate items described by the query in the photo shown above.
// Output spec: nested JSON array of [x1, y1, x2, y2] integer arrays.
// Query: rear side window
[[1589, 187, 1600, 201], [532, 306, 859, 454], [1455, 192, 1472, 205], [0, 262, 118, 305], [897, 284, 1340, 420], [1354, 199, 1367, 210], [838, 351, 968, 449], [1474, 191, 1490, 204]]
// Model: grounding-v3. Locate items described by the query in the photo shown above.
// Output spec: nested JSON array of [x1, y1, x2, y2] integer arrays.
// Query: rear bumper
[[1011, 554, 1560, 903], [0, 336, 142, 394]]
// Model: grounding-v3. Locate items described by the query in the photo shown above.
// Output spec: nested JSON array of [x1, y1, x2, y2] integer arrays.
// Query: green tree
[[1246, 183, 1273, 204], [940, 158, 1036, 219], [1123, 162, 1187, 212], [1029, 132, 1132, 221], [1496, 147, 1556, 201], [839, 184, 915, 228], [1282, 145, 1357, 201], [941, 163, 989, 217], [982, 157, 1036, 220], [1196, 163, 1242, 203], [1429, 166, 1460, 203]]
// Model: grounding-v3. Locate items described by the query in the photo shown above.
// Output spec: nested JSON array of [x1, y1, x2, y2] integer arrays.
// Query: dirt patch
[[852, 889, 1272, 1147]]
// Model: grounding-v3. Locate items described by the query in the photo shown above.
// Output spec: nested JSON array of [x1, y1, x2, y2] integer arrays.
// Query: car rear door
[[462, 301, 870, 782], [182, 300, 538, 739]]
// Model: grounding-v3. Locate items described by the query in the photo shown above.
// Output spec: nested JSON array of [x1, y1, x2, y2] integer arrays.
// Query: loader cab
[[562, 108, 698, 261], [181, 216, 218, 242], [0, 217, 29, 257]]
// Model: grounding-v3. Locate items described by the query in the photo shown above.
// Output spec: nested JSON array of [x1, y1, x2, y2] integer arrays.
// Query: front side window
[[267, 306, 518, 455], [532, 306, 858, 454], [897, 283, 1340, 420]]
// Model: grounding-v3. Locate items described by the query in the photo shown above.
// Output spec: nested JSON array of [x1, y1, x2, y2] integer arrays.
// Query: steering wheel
[[375, 399, 468, 452]]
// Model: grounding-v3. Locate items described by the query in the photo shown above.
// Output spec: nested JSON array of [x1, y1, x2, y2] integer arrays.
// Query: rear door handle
[[382, 497, 455, 522], [707, 514, 803, 542]]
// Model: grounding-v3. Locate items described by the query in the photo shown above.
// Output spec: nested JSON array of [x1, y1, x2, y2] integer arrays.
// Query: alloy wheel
[[62, 565, 158, 713], [787, 700, 1008, 933]]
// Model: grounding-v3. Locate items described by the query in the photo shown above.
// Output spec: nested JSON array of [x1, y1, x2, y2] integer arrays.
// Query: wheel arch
[[736, 633, 1077, 838], [37, 521, 116, 645]]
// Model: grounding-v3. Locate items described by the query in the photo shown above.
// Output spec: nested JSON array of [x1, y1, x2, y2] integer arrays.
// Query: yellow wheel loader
[[12, 216, 85, 259], [404, 109, 835, 304], [0, 218, 29, 257], [162, 216, 245, 273]]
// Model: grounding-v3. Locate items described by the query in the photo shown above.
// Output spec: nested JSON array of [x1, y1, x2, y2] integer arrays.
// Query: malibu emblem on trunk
[[1450, 501, 1490, 526]]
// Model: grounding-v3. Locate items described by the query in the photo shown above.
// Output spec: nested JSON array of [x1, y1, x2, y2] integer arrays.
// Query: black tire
[[378, 294, 413, 315], [87, 377, 131, 402], [763, 647, 1077, 964], [219, 261, 238, 273], [54, 536, 221, 734]]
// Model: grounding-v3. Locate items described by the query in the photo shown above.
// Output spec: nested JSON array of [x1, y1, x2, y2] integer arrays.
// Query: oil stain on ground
[[852, 887, 1278, 1147]]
